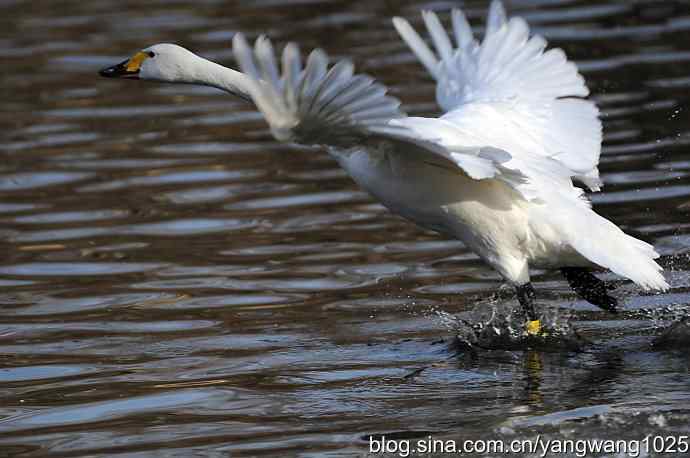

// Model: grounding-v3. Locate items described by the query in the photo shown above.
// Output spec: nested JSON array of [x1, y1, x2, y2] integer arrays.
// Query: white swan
[[100, 1, 668, 333]]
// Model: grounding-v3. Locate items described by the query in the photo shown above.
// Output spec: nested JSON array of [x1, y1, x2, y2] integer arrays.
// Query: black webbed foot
[[561, 267, 618, 313]]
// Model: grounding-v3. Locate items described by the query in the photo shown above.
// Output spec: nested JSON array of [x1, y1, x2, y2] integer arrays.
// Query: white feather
[[231, 33, 404, 143], [486, 0, 507, 36], [393, 2, 602, 191]]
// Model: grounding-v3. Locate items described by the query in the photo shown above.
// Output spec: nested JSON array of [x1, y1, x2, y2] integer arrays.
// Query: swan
[[99, 1, 668, 334]]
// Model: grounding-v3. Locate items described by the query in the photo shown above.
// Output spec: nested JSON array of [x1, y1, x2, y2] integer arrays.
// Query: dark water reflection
[[1, 0, 690, 456]]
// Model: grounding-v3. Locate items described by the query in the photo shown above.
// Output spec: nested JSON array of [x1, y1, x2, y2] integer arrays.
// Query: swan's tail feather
[[232, 33, 405, 145], [567, 211, 669, 291]]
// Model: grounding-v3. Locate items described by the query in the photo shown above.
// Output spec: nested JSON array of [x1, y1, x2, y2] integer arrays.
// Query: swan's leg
[[561, 267, 618, 313], [516, 283, 542, 336], [516, 283, 537, 320], [493, 256, 542, 334]]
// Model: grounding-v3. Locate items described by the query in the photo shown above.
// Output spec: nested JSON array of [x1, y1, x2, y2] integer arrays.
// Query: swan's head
[[99, 43, 199, 82]]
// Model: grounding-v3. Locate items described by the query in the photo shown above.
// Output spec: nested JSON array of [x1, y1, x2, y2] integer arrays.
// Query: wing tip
[[487, 0, 508, 35], [392, 16, 411, 34], [392, 12, 441, 79]]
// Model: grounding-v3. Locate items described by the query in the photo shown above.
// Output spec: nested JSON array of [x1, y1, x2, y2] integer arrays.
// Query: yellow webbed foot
[[526, 319, 541, 336]]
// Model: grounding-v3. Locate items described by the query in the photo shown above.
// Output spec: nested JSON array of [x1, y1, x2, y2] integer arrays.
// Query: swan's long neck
[[185, 55, 252, 101]]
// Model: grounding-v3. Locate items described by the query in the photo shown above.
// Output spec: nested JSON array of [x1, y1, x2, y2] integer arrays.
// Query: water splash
[[445, 298, 588, 352]]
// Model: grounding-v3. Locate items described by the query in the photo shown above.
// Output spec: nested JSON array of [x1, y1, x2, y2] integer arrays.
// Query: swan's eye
[[147, 51, 155, 58]]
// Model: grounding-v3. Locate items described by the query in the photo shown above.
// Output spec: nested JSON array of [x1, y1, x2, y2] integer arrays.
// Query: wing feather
[[392, 16, 440, 79], [486, 0, 507, 36], [232, 33, 405, 144], [232, 33, 518, 186], [451, 9, 477, 51], [392, 0, 603, 191], [423, 10, 453, 61]]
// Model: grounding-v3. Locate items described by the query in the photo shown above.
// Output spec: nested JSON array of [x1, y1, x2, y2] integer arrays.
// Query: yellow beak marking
[[125, 52, 149, 72]]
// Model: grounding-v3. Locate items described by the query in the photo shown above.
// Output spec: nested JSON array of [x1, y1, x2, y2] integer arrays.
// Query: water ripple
[[2, 0, 689, 455]]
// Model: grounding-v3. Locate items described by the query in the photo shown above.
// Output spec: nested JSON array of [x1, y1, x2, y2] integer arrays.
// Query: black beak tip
[[98, 60, 137, 79], [98, 66, 115, 77]]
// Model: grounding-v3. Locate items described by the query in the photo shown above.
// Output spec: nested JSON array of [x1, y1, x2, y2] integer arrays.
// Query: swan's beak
[[99, 52, 148, 79]]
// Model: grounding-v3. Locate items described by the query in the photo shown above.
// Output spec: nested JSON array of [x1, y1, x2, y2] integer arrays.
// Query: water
[[1, 0, 690, 456]]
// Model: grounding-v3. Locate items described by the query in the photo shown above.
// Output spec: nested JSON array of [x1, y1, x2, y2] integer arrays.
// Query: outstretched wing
[[393, 0, 602, 191], [232, 33, 409, 145], [231, 32, 529, 186]]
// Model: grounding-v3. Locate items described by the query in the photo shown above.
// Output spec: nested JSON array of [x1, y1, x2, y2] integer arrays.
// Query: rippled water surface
[[2, 0, 690, 456]]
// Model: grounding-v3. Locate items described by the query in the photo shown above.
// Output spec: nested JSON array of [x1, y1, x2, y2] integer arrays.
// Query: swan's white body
[[102, 1, 668, 293], [333, 146, 582, 285]]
